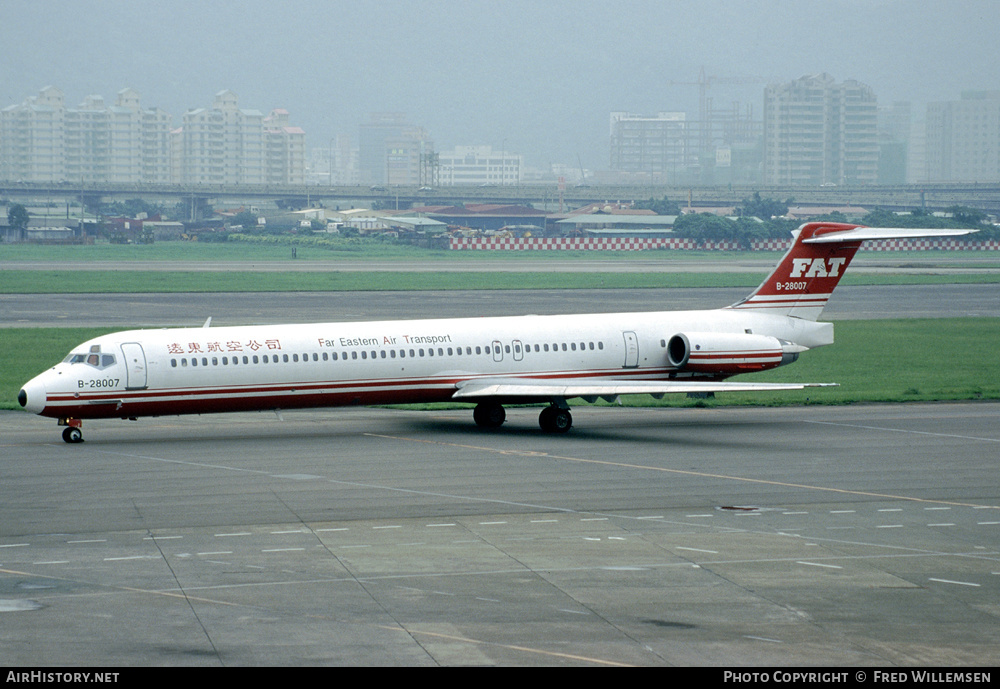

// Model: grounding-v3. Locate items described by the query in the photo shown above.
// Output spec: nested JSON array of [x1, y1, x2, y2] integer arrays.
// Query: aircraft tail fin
[[727, 222, 976, 320]]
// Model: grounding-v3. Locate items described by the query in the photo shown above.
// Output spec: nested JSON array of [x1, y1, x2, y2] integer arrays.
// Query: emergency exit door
[[622, 331, 639, 368]]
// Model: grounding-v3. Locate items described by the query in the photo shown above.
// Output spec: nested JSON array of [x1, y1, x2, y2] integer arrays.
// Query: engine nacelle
[[666, 332, 798, 374]]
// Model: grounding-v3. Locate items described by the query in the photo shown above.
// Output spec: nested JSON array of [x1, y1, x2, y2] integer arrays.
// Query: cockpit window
[[64, 345, 116, 370]]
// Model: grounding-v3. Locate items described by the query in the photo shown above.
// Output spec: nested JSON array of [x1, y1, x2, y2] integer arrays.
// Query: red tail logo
[[789, 256, 848, 279]]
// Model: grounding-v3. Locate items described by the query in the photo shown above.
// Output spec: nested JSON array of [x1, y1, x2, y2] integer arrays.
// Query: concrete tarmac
[[4, 284, 1000, 328], [3, 402, 1000, 666]]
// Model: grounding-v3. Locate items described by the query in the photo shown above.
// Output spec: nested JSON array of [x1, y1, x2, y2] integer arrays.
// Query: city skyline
[[1, 0, 997, 170]]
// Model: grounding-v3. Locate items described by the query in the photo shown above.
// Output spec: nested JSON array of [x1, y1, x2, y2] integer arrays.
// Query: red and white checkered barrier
[[449, 236, 999, 252], [450, 237, 746, 251]]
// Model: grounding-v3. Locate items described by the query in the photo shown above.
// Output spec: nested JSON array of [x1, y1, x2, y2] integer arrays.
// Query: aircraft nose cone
[[18, 377, 46, 414]]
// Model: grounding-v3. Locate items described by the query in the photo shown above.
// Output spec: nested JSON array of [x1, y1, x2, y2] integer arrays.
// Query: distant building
[[609, 111, 695, 183], [263, 108, 305, 185], [411, 203, 547, 232], [358, 113, 434, 186], [0, 87, 304, 185], [0, 86, 66, 182], [0, 87, 172, 183], [173, 90, 266, 185], [925, 91, 1000, 182], [763, 74, 878, 185], [877, 101, 912, 184], [609, 107, 762, 185], [438, 146, 522, 186]]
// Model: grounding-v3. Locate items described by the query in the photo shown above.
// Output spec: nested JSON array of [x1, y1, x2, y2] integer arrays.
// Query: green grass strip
[[1, 270, 997, 294]]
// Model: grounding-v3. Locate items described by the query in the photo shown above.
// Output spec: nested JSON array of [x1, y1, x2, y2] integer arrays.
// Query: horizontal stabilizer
[[803, 227, 976, 243]]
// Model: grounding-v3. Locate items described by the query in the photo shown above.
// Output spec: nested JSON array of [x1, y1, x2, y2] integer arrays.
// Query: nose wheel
[[62, 427, 84, 443]]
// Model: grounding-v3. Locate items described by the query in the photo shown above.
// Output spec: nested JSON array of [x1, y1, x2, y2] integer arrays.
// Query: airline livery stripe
[[744, 293, 833, 303], [42, 367, 683, 408]]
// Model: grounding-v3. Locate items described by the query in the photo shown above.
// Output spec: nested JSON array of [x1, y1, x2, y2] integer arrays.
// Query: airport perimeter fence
[[449, 236, 1000, 252]]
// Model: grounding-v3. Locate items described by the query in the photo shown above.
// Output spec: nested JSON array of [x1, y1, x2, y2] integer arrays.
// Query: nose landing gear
[[59, 419, 84, 443]]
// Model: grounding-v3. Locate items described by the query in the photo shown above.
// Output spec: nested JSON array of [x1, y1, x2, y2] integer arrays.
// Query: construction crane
[[666, 67, 770, 158], [666, 66, 769, 124]]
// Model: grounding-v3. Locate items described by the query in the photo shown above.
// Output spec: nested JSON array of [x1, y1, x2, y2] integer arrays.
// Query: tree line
[[636, 193, 997, 244]]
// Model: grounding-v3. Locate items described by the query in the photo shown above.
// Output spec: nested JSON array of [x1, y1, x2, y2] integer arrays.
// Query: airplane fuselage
[[19, 307, 831, 421]]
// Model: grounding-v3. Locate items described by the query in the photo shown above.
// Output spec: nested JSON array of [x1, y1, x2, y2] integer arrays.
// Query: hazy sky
[[2, 0, 997, 169]]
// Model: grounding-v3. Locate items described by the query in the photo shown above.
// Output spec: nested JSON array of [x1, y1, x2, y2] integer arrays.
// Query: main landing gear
[[538, 405, 573, 433], [472, 402, 573, 433]]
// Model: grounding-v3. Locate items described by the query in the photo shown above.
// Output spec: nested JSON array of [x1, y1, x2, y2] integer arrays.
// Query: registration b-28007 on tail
[[18, 222, 975, 443]]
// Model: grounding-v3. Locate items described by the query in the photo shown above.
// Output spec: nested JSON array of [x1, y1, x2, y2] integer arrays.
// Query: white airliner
[[19, 222, 974, 443]]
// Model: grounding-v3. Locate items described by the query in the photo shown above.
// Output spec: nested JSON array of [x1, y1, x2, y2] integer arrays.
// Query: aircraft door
[[121, 342, 148, 389], [492, 340, 503, 363], [512, 340, 524, 362], [622, 331, 639, 368]]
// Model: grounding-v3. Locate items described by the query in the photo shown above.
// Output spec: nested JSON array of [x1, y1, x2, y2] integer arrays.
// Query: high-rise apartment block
[[609, 111, 694, 182], [763, 74, 878, 185], [1, 86, 173, 183], [925, 91, 1000, 182], [0, 87, 305, 185], [173, 91, 305, 185]]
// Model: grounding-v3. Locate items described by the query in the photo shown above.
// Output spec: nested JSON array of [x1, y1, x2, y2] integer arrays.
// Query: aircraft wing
[[453, 378, 835, 402]]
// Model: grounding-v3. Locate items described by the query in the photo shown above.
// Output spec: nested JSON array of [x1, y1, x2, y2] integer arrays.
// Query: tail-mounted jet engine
[[666, 332, 801, 375]]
